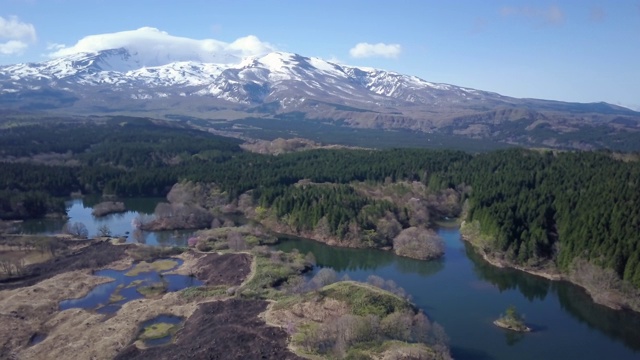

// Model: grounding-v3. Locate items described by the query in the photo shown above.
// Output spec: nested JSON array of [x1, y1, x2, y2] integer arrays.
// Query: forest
[[1, 117, 639, 287]]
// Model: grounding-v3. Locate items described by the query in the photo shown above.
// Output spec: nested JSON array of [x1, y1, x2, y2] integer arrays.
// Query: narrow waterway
[[276, 228, 640, 360], [18, 199, 640, 359]]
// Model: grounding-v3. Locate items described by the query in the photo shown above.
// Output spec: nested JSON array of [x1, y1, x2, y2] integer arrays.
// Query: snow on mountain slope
[[0, 47, 494, 107]]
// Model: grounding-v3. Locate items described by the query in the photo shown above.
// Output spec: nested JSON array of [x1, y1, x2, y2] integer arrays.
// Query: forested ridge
[[1, 118, 639, 287]]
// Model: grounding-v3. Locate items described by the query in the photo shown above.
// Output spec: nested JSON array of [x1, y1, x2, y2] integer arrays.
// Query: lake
[[20, 197, 192, 246], [276, 229, 640, 360], [19, 198, 640, 359]]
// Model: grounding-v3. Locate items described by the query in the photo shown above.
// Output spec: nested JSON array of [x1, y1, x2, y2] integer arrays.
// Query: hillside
[[1, 47, 639, 151]]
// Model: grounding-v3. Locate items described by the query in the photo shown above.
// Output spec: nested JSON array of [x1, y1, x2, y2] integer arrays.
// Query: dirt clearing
[[115, 299, 302, 360]]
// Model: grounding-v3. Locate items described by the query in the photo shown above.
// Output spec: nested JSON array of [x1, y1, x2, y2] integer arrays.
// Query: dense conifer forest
[[1, 117, 639, 287]]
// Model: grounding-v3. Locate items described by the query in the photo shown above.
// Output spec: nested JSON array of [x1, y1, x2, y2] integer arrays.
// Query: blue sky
[[1, 0, 639, 109]]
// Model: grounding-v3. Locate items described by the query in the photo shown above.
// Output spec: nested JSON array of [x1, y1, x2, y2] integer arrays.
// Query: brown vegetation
[[0, 240, 131, 290], [139, 181, 235, 231], [240, 137, 361, 155], [191, 224, 278, 252], [141, 202, 213, 231], [0, 241, 265, 359], [91, 201, 126, 217], [115, 299, 301, 360], [393, 227, 445, 260], [62, 221, 89, 239], [192, 253, 252, 286], [0, 270, 116, 358], [267, 281, 451, 359], [567, 258, 640, 312]]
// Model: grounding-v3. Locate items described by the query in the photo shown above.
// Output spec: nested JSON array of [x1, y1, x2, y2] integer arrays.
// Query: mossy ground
[[137, 282, 168, 298], [125, 259, 179, 276], [320, 281, 412, 317], [138, 323, 177, 340]]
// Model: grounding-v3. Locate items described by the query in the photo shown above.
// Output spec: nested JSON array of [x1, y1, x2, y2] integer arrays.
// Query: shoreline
[[459, 221, 640, 313], [493, 319, 531, 333], [265, 222, 445, 261]]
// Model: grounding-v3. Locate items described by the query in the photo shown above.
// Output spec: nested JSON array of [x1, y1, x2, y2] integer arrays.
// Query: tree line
[[1, 118, 638, 287]]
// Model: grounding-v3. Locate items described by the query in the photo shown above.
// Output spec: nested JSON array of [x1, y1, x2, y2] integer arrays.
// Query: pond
[[18, 198, 640, 359], [275, 228, 640, 360], [59, 259, 202, 314], [136, 315, 184, 347], [20, 197, 192, 247]]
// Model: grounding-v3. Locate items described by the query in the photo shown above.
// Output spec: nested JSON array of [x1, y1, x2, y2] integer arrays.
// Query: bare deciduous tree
[[381, 311, 413, 341], [393, 226, 444, 260], [97, 224, 112, 237], [308, 268, 338, 290], [63, 222, 89, 239], [0, 255, 26, 277]]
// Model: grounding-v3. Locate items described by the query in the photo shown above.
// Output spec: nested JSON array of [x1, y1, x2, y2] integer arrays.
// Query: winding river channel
[[20, 199, 640, 360]]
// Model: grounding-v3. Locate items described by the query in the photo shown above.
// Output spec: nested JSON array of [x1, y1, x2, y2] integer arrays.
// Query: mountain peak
[[1, 46, 638, 139]]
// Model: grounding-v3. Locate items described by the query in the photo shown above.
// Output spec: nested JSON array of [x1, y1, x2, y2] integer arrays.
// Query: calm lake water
[[20, 197, 192, 246], [20, 198, 640, 359], [276, 229, 640, 360]]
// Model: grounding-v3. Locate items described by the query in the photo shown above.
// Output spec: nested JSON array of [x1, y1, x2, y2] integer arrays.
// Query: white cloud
[[349, 42, 402, 59], [0, 15, 36, 55], [0, 40, 28, 55], [48, 27, 275, 64], [500, 5, 565, 25], [46, 42, 65, 51], [0, 15, 36, 42]]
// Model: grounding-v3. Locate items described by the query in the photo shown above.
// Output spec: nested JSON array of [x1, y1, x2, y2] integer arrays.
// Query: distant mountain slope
[[1, 48, 638, 150]]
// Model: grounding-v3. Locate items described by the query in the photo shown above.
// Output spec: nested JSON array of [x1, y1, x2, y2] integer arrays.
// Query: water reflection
[[464, 241, 550, 302], [131, 229, 148, 244], [504, 330, 525, 346], [556, 283, 640, 351], [18, 198, 192, 246], [276, 229, 640, 360], [464, 240, 640, 352], [276, 235, 444, 277], [15, 199, 640, 359]]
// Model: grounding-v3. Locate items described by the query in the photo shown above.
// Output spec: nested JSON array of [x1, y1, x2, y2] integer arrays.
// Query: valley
[[1, 2, 639, 359], [1, 47, 639, 152], [0, 116, 639, 359]]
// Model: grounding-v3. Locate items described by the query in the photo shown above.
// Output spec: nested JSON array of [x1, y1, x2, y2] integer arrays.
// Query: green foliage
[[320, 282, 412, 317], [2, 119, 639, 291], [240, 249, 311, 299], [497, 305, 528, 331], [262, 184, 396, 241], [287, 282, 447, 358], [0, 189, 65, 219], [451, 149, 640, 287], [137, 282, 168, 297]]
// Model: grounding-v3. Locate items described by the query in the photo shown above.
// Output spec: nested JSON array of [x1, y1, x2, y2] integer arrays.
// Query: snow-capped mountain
[[0, 47, 638, 139], [0, 48, 507, 106]]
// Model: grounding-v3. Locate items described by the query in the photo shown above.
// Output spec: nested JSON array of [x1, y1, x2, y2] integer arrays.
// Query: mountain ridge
[[1, 47, 638, 150]]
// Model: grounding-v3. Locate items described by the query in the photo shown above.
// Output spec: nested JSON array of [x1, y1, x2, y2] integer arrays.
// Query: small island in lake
[[494, 305, 531, 332], [91, 201, 126, 217]]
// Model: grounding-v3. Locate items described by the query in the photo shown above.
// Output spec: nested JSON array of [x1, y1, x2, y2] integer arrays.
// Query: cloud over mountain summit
[[48, 27, 275, 64]]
